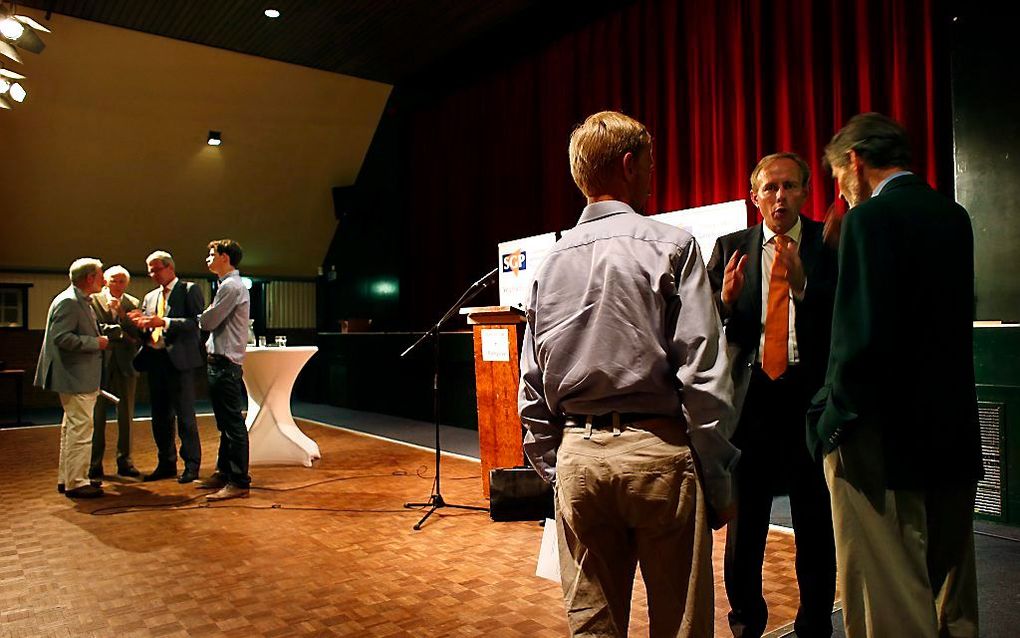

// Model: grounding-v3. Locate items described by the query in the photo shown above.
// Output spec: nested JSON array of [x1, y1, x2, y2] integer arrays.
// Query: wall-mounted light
[[264, 9, 281, 19], [207, 130, 222, 146]]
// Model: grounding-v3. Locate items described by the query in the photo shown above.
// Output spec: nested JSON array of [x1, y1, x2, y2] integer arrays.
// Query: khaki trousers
[[58, 391, 99, 490], [823, 422, 979, 638], [555, 420, 713, 638]]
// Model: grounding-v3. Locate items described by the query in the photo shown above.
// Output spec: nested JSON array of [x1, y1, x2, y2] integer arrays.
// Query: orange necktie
[[762, 235, 791, 380], [151, 288, 167, 344]]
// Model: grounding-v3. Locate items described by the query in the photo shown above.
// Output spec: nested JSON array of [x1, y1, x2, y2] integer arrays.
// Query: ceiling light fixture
[[264, 9, 280, 19], [207, 130, 222, 146], [0, 15, 23, 40], [0, 2, 48, 111], [8, 79, 23, 101], [0, 2, 49, 55], [0, 65, 24, 79]]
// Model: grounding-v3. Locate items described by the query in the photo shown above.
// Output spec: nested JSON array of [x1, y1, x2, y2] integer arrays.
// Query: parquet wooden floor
[[0, 417, 817, 637]]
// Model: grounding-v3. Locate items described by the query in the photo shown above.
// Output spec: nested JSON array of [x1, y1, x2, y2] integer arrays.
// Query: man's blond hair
[[749, 152, 811, 191], [569, 111, 651, 198]]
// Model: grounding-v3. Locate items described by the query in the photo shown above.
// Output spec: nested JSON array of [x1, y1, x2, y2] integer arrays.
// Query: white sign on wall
[[498, 232, 557, 310], [651, 199, 748, 265]]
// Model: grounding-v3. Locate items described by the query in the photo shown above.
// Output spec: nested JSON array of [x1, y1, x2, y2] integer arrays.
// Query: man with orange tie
[[707, 153, 838, 638], [130, 250, 206, 484]]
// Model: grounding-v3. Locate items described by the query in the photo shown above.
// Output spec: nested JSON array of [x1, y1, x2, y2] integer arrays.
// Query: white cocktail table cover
[[243, 346, 320, 466]]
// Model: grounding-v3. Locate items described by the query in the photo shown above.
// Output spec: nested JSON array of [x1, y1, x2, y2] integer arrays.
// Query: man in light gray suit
[[90, 265, 142, 479], [35, 258, 110, 499]]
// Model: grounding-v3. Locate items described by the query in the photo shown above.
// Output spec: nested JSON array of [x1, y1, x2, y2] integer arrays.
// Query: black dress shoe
[[197, 473, 228, 490], [143, 467, 178, 482], [178, 469, 199, 484], [61, 480, 100, 492], [117, 465, 141, 478], [66, 484, 104, 498]]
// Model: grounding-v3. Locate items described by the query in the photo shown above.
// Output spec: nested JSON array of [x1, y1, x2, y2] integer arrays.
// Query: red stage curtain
[[404, 0, 951, 326]]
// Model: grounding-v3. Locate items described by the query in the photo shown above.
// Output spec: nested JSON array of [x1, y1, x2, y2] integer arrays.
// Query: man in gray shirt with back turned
[[519, 111, 739, 637], [197, 239, 251, 501]]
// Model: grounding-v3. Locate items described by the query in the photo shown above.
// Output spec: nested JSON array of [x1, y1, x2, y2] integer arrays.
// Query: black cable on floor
[[87, 468, 486, 516]]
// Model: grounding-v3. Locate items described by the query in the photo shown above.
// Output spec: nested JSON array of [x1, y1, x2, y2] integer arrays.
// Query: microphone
[[471, 266, 500, 289]]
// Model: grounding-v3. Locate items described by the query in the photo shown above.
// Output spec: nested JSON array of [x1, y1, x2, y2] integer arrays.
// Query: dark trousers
[[207, 358, 250, 488], [147, 349, 201, 473], [91, 366, 136, 472], [725, 366, 836, 638]]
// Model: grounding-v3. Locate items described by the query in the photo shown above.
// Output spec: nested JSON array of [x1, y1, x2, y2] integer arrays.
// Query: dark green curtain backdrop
[[401, 0, 952, 328]]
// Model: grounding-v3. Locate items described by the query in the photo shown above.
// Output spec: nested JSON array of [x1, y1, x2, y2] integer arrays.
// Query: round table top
[[244, 345, 319, 353]]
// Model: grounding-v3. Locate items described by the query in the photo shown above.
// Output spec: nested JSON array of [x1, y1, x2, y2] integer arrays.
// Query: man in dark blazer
[[811, 113, 982, 638], [35, 258, 110, 498], [707, 153, 838, 638], [90, 265, 143, 479], [130, 250, 206, 484]]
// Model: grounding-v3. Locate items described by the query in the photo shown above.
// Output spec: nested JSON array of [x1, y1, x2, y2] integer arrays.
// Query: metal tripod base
[[404, 493, 489, 530]]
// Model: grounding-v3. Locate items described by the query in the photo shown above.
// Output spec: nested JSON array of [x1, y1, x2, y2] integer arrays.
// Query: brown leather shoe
[[205, 485, 249, 501], [197, 473, 228, 490]]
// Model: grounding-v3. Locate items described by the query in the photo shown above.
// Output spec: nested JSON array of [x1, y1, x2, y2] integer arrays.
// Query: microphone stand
[[401, 267, 498, 530]]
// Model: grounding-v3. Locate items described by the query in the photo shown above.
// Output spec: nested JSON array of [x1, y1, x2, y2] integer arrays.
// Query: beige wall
[[1, 9, 392, 278], [0, 270, 212, 330]]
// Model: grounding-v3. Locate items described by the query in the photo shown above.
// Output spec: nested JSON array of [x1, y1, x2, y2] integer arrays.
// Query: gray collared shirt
[[518, 200, 740, 510], [199, 270, 250, 365]]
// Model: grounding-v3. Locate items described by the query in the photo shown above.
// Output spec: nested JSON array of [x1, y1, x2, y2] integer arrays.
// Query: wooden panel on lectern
[[461, 306, 526, 497]]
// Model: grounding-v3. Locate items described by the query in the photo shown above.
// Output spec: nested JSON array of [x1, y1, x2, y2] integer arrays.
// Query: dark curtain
[[403, 0, 951, 327]]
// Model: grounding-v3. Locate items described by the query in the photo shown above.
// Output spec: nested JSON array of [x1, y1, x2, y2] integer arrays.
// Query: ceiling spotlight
[[0, 3, 49, 54], [15, 15, 50, 34], [264, 9, 280, 18], [8, 80, 24, 102], [0, 16, 23, 40], [0, 78, 8, 93], [207, 130, 222, 146]]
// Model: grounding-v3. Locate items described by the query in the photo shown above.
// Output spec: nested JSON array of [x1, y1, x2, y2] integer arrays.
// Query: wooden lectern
[[460, 306, 527, 497]]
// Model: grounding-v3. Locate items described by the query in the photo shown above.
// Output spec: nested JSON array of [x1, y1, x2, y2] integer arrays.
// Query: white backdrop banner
[[651, 199, 749, 265]]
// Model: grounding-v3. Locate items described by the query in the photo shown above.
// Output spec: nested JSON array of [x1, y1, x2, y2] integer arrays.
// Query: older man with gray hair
[[129, 250, 206, 484], [35, 258, 110, 498], [810, 112, 982, 637], [90, 264, 143, 479]]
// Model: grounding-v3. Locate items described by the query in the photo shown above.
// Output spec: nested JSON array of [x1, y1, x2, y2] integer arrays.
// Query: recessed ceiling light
[[207, 130, 222, 146], [264, 9, 280, 18]]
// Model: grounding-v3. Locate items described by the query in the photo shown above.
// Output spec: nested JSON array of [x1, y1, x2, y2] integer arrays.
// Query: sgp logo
[[502, 250, 527, 276]]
